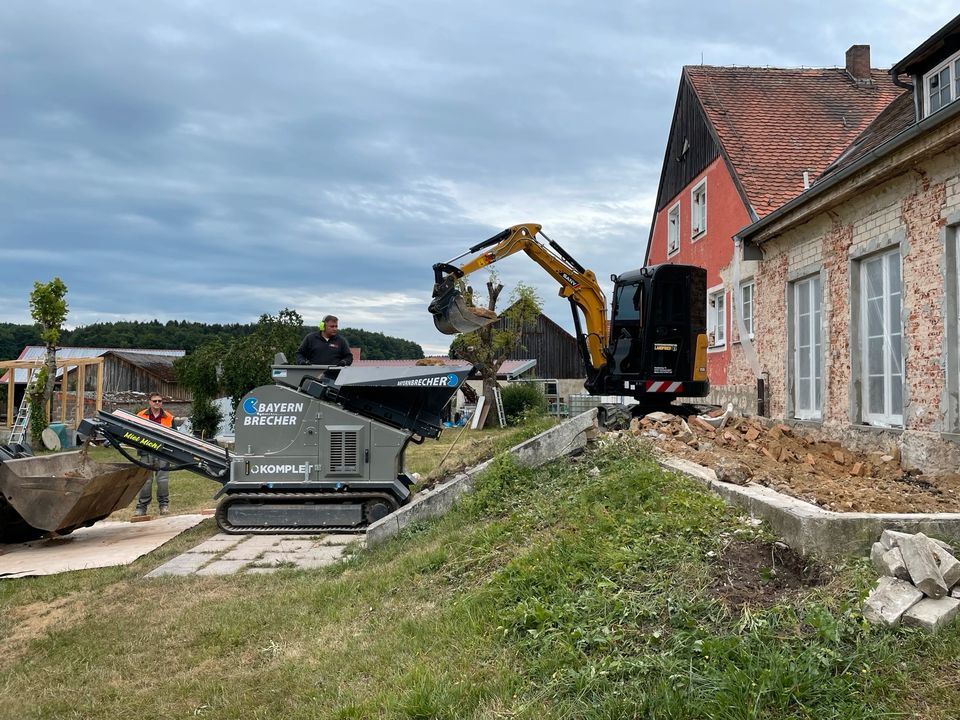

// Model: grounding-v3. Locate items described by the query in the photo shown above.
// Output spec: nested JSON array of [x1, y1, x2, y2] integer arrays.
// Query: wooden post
[[5, 369, 13, 430], [60, 363, 69, 423], [76, 362, 86, 428], [95, 358, 103, 415]]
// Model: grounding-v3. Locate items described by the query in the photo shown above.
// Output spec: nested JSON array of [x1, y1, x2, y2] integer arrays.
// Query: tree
[[450, 274, 542, 428], [28, 278, 68, 434], [175, 308, 305, 436]]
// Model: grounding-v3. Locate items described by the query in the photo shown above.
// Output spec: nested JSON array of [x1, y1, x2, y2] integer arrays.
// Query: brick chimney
[[845, 44, 871, 81]]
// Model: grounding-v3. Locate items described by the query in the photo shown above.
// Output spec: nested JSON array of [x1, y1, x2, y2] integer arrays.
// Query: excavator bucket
[[428, 283, 500, 335], [0, 450, 151, 543]]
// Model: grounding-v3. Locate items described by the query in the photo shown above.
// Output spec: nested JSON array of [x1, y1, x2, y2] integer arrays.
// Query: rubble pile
[[863, 530, 960, 632], [625, 410, 960, 514]]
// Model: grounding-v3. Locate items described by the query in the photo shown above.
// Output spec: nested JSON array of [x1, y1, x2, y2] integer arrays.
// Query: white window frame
[[924, 49, 960, 116], [690, 179, 707, 239], [667, 202, 680, 256], [793, 275, 822, 420], [739, 281, 754, 339], [859, 249, 903, 427], [707, 285, 726, 350]]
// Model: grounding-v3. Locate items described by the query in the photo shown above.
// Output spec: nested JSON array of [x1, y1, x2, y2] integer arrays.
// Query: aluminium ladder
[[493, 386, 506, 428], [8, 387, 32, 445]]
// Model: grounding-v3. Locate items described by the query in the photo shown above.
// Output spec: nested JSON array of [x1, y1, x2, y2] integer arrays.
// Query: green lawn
[[2, 429, 959, 719]]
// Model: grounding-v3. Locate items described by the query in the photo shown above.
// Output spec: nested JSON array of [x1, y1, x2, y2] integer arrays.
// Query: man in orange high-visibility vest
[[134, 392, 175, 516]]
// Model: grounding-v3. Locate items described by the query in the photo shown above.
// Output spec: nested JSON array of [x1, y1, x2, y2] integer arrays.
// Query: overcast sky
[[1, 1, 955, 355]]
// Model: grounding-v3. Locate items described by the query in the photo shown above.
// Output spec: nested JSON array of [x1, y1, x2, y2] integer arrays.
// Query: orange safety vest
[[137, 407, 174, 428]]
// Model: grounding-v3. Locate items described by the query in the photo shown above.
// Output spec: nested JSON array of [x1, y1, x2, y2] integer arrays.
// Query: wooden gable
[[653, 76, 721, 214]]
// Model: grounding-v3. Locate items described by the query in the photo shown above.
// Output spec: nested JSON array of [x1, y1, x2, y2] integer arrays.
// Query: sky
[[1, 1, 956, 355]]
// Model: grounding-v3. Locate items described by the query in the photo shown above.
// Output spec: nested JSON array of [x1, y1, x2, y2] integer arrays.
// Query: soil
[[711, 539, 827, 609], [628, 411, 960, 514]]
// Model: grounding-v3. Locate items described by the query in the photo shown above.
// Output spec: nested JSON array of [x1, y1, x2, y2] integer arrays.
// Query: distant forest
[[0, 320, 424, 361]]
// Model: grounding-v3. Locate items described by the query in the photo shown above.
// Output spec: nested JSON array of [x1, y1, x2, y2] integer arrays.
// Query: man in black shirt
[[295, 315, 353, 366]]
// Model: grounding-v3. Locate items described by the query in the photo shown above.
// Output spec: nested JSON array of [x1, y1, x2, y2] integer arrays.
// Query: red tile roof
[[684, 66, 905, 217]]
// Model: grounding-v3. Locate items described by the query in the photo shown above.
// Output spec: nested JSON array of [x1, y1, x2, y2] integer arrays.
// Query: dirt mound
[[631, 412, 960, 514], [711, 540, 826, 609]]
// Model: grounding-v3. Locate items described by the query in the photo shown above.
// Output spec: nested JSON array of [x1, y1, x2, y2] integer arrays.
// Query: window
[[667, 203, 680, 255], [707, 287, 725, 348], [691, 179, 707, 238], [740, 281, 754, 338], [860, 249, 902, 426], [925, 50, 960, 116], [793, 275, 822, 419]]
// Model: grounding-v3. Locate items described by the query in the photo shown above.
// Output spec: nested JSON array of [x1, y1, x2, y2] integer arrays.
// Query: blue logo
[[447, 373, 459, 387], [243, 397, 258, 414]]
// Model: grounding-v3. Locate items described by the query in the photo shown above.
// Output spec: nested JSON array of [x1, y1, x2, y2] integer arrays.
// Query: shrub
[[189, 396, 223, 439], [500, 383, 547, 424]]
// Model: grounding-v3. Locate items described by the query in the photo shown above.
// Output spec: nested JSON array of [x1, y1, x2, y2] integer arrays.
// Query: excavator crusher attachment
[[429, 264, 499, 335], [0, 449, 151, 543]]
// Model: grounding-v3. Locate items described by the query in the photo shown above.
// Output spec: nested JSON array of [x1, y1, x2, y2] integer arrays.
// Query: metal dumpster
[[0, 450, 150, 543]]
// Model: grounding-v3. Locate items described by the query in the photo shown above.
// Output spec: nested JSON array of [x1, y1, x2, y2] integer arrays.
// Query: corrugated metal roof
[[1, 346, 185, 383]]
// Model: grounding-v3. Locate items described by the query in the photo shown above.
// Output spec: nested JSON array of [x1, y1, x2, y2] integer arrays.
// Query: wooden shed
[[489, 308, 585, 379]]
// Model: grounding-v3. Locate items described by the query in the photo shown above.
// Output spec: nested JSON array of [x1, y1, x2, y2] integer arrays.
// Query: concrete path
[[145, 532, 359, 578]]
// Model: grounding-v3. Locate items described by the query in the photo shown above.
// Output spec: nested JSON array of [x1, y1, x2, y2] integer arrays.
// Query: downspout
[[731, 234, 765, 414], [890, 70, 918, 123]]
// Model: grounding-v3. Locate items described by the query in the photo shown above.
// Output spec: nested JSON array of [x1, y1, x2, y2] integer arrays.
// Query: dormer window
[[925, 49, 960, 116]]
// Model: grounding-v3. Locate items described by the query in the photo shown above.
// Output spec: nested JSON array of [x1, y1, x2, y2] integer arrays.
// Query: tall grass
[[2, 432, 959, 719]]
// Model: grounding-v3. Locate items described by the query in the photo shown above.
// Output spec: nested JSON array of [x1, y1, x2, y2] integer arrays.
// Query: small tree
[[175, 308, 304, 436], [450, 275, 541, 427], [28, 278, 68, 438]]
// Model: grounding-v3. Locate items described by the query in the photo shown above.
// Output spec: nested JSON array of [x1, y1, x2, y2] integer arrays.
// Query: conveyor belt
[[78, 410, 230, 483]]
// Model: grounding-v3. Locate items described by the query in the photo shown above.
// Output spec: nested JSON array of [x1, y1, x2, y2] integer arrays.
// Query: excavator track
[[215, 491, 401, 535]]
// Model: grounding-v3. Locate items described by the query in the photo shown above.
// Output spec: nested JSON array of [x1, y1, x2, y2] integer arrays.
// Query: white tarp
[[0, 514, 208, 578]]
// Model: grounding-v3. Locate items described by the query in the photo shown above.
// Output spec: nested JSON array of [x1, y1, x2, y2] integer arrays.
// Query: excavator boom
[[428, 223, 609, 371]]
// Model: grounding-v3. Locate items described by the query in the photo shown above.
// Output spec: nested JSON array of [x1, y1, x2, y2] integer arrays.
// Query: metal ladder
[[493, 386, 506, 428], [8, 382, 32, 445]]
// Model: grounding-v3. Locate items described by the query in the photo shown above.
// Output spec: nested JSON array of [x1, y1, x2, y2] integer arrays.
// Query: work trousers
[[136, 454, 171, 510]]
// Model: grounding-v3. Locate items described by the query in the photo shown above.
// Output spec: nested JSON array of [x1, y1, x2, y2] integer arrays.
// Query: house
[[646, 47, 904, 412], [735, 13, 960, 474]]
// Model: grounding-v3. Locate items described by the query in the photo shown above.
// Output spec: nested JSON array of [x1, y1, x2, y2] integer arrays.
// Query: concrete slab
[[863, 577, 924, 626], [319, 534, 358, 546], [196, 559, 247, 576], [658, 455, 960, 559], [145, 552, 212, 578], [0, 514, 208, 579], [190, 534, 245, 553]]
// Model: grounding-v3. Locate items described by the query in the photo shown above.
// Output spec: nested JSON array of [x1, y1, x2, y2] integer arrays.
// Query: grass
[[2, 427, 960, 718]]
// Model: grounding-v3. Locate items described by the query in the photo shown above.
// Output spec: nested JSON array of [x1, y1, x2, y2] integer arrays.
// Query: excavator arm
[[429, 223, 609, 373]]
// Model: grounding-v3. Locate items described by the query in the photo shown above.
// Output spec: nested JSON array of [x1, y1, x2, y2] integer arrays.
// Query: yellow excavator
[[429, 223, 710, 410]]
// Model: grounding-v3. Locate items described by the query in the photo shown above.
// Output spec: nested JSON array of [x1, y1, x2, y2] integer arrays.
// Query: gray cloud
[[0, 0, 954, 354]]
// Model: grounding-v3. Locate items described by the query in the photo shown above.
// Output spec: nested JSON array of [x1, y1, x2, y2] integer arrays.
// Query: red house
[[646, 47, 904, 411]]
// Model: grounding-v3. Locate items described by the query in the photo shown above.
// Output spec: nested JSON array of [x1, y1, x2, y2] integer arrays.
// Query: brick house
[[738, 13, 960, 473], [646, 49, 904, 411]]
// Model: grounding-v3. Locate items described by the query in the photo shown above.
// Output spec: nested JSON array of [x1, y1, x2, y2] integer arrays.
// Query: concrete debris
[[900, 533, 948, 598], [880, 529, 953, 554], [864, 530, 960, 631], [714, 458, 752, 486], [587, 466, 600, 477], [644, 411, 675, 423], [901, 596, 960, 633], [870, 542, 910, 581], [863, 577, 924, 626]]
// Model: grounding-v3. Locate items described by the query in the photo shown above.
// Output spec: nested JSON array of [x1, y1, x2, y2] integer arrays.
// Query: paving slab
[[0, 514, 208, 578], [190, 534, 245, 553], [863, 577, 924, 626], [221, 541, 270, 561], [145, 552, 212, 578], [319, 534, 358, 546], [196, 559, 248, 576], [274, 539, 320, 552], [244, 566, 279, 575]]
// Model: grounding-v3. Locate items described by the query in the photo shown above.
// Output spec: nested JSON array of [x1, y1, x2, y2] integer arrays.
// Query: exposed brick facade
[[749, 116, 960, 473]]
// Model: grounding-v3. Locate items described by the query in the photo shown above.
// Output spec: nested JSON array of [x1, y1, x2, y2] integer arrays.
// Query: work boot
[[159, 506, 170, 516], [133, 507, 147, 517]]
